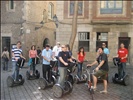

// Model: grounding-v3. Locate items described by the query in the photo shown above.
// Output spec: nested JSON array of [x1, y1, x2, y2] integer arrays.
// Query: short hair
[[98, 47, 104, 51], [17, 41, 21, 44], [45, 44, 50, 47], [4, 47, 7, 51]]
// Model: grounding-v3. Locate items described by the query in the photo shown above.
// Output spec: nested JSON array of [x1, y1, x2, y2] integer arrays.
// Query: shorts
[[93, 70, 108, 80]]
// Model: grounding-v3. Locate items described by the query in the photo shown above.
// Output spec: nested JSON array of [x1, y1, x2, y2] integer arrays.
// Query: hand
[[64, 62, 68, 66], [87, 64, 91, 67], [95, 67, 99, 71]]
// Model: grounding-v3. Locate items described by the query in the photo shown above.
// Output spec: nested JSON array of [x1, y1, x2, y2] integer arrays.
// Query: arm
[[59, 57, 68, 66], [87, 60, 98, 67], [43, 56, 50, 62]]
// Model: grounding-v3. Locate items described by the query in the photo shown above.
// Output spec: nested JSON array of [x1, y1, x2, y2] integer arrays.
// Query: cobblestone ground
[[1, 61, 133, 100]]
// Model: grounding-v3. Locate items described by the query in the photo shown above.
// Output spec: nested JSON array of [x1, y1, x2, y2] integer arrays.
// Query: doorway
[[118, 37, 130, 63], [43, 38, 50, 48]]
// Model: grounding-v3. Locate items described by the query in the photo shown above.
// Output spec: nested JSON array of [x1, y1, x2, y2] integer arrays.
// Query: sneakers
[[100, 90, 108, 94], [93, 87, 97, 91]]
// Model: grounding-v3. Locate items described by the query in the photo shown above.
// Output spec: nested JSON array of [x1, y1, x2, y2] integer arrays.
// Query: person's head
[[120, 43, 125, 49], [56, 42, 60, 47], [66, 44, 70, 51], [78, 47, 85, 55], [4, 47, 7, 51], [16, 41, 21, 49], [102, 43, 106, 48], [45, 44, 50, 51], [97, 47, 104, 54], [61, 45, 67, 52], [31, 45, 36, 50]]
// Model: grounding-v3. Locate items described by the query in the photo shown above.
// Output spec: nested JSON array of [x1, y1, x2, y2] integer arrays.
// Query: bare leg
[[103, 79, 107, 91], [93, 75, 97, 88]]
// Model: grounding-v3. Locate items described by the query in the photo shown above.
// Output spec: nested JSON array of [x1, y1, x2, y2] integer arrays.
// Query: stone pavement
[[1, 61, 133, 100]]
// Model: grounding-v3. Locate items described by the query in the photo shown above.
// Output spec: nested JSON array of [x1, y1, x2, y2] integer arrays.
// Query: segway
[[38, 59, 58, 90], [75, 61, 87, 84], [53, 62, 76, 98], [7, 58, 25, 87], [26, 57, 40, 80], [112, 57, 129, 86]]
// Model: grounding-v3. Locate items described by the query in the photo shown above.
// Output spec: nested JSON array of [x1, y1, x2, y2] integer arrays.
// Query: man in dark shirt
[[87, 47, 109, 94], [58, 44, 73, 86]]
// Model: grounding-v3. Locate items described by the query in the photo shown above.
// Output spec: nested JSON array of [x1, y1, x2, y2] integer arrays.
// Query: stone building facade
[[1, 1, 56, 59], [56, 1, 133, 65]]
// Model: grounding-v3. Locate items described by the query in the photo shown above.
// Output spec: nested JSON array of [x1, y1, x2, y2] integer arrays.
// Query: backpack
[[2, 53, 9, 61]]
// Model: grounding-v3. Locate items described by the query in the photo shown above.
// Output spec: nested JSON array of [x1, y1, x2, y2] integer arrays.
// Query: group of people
[[1, 41, 128, 94]]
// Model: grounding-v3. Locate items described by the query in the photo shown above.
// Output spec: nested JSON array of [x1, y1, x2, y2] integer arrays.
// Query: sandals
[[100, 90, 108, 94]]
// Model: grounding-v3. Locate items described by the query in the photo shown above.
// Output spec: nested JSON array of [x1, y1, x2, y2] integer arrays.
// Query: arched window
[[48, 3, 54, 19]]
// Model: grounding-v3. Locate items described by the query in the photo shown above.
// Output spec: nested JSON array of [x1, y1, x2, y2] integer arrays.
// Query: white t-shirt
[[52, 45, 61, 57]]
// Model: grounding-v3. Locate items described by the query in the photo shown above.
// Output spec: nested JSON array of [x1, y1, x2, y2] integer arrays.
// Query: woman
[[77, 47, 86, 79], [1, 47, 9, 71], [66, 44, 75, 59], [29, 45, 39, 75]]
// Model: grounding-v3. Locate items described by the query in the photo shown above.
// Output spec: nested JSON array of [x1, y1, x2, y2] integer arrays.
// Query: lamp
[[53, 14, 59, 28]]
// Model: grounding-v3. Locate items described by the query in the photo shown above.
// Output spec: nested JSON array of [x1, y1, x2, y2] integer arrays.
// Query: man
[[96, 43, 109, 58], [52, 42, 61, 59], [42, 44, 53, 83], [12, 41, 25, 82], [57, 44, 74, 86], [87, 47, 109, 94], [114, 43, 128, 80]]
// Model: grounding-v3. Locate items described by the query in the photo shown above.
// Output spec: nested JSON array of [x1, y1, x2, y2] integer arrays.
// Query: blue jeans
[[118, 62, 126, 79], [77, 63, 83, 79], [12, 61, 19, 81]]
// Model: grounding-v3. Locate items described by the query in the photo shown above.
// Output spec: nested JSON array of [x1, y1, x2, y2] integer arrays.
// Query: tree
[[69, 1, 78, 51]]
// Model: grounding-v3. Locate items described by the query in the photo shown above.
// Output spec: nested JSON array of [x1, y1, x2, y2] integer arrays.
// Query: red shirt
[[118, 48, 128, 62], [29, 50, 37, 58], [78, 52, 85, 62]]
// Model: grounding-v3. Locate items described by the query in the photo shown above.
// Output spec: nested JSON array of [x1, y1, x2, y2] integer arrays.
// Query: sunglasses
[[61, 47, 65, 48]]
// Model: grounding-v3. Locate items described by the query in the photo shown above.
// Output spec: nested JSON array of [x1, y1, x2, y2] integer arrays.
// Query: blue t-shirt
[[104, 48, 109, 55], [42, 49, 52, 65]]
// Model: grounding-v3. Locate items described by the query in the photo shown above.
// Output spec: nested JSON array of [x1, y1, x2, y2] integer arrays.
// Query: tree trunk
[[69, 1, 78, 51]]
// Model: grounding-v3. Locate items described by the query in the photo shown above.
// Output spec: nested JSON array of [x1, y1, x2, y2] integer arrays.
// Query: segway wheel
[[7, 76, 14, 87], [53, 84, 63, 98], [123, 75, 129, 86], [35, 70, 40, 79], [38, 78, 47, 89], [26, 71, 30, 80], [65, 81, 73, 93], [19, 74, 25, 85], [112, 73, 118, 84]]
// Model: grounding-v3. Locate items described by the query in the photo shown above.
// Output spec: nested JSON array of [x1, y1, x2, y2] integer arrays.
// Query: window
[[69, 1, 83, 16], [100, 1, 123, 14], [78, 32, 90, 52], [96, 32, 108, 51], [48, 3, 54, 19], [9, 0, 14, 10]]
